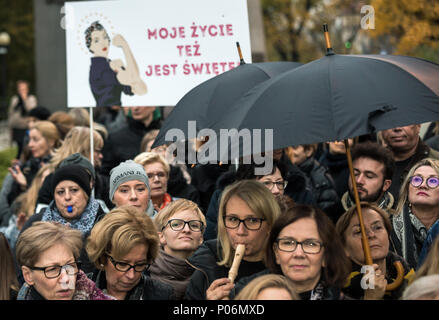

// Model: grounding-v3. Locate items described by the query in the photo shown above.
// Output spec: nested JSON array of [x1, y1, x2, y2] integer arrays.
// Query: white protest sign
[[65, 0, 252, 108]]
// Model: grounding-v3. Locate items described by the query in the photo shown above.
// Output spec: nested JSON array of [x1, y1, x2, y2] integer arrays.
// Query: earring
[[100, 263, 105, 269]]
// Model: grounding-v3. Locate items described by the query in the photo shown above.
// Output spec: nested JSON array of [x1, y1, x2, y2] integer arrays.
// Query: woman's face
[[328, 139, 353, 155], [343, 208, 389, 265], [54, 181, 88, 220], [104, 244, 148, 297], [89, 30, 110, 58], [408, 165, 439, 209], [274, 218, 325, 291], [112, 180, 150, 212], [159, 209, 204, 259], [28, 128, 52, 159], [22, 244, 77, 300], [224, 196, 270, 262], [258, 168, 285, 198], [144, 162, 168, 200]]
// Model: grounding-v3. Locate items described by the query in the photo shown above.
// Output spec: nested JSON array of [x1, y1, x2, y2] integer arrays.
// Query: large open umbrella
[[153, 43, 303, 148], [214, 25, 439, 291]]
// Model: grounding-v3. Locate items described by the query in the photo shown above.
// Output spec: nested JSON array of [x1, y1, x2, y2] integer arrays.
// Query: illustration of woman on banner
[[85, 21, 147, 107]]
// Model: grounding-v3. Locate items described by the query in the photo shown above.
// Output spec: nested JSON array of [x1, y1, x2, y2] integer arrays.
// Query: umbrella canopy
[[153, 61, 303, 148], [214, 54, 439, 160]]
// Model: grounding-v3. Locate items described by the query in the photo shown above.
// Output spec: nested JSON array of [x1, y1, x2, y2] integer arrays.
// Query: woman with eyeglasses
[[336, 202, 414, 300], [134, 152, 178, 212], [86, 205, 175, 300], [16, 221, 113, 300], [390, 158, 439, 270], [149, 199, 206, 299], [184, 180, 281, 300], [233, 204, 351, 300]]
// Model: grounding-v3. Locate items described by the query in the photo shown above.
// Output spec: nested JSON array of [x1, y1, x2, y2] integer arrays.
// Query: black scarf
[[14, 95, 27, 117]]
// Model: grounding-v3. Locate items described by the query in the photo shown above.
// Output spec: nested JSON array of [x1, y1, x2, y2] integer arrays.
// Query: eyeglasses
[[106, 254, 150, 273], [147, 172, 167, 180], [163, 219, 204, 232], [275, 238, 323, 254], [261, 180, 288, 191], [223, 216, 266, 230], [30, 262, 80, 279], [410, 175, 439, 189]]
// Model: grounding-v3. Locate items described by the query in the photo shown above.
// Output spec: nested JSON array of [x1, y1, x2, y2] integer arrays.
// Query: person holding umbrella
[[390, 158, 439, 270], [336, 202, 414, 300], [232, 204, 351, 300]]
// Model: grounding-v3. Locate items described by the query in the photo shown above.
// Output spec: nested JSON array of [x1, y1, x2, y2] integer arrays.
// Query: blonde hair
[[15, 221, 83, 267], [140, 129, 160, 152], [402, 274, 439, 300], [395, 158, 439, 214], [31, 120, 61, 149], [86, 205, 159, 268], [217, 180, 281, 267], [134, 152, 170, 177], [234, 274, 300, 300], [48, 111, 75, 140], [154, 198, 206, 232], [48, 126, 104, 171]]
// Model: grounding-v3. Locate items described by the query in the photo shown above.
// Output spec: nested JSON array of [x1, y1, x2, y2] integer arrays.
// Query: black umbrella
[[153, 44, 303, 148], [214, 25, 439, 291], [215, 53, 439, 159]]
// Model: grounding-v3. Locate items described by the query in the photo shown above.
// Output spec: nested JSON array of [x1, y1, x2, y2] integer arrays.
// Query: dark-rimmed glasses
[[410, 175, 439, 189], [275, 238, 323, 254], [223, 216, 266, 230], [261, 180, 288, 191], [106, 254, 150, 273], [162, 219, 204, 232], [30, 262, 80, 279]]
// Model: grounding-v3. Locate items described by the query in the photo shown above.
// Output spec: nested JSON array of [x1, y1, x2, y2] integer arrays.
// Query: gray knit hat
[[59, 153, 96, 180], [109, 160, 150, 201]]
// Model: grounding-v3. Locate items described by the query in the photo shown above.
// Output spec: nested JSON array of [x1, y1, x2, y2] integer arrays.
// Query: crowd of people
[[1, 79, 439, 301]]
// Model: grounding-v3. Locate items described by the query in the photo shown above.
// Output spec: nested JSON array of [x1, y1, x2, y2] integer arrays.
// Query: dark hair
[[84, 21, 110, 53], [266, 204, 351, 288], [351, 141, 395, 180], [235, 159, 288, 180]]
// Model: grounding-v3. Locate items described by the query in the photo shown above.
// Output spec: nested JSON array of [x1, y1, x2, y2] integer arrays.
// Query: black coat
[[100, 116, 161, 176], [184, 239, 266, 300], [167, 165, 201, 206], [89, 269, 175, 300]]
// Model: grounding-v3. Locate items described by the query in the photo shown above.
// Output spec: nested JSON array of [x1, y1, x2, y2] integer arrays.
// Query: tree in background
[[370, 0, 439, 63], [0, 0, 35, 107]]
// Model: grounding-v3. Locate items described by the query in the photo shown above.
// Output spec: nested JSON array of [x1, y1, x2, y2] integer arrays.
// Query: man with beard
[[340, 141, 395, 214], [381, 125, 439, 205]]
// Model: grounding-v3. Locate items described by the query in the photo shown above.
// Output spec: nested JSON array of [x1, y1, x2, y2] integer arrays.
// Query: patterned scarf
[[42, 198, 100, 234]]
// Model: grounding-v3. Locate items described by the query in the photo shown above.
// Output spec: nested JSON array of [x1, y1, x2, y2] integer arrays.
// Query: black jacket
[[89, 269, 175, 300], [184, 239, 266, 300], [297, 157, 339, 213], [100, 116, 161, 176], [167, 165, 201, 206]]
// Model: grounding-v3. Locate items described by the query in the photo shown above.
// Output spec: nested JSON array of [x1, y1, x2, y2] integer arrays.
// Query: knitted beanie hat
[[59, 153, 96, 180], [52, 165, 92, 197], [109, 160, 150, 201]]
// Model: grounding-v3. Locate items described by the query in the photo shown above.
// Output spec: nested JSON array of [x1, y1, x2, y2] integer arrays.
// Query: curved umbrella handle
[[385, 261, 405, 291]]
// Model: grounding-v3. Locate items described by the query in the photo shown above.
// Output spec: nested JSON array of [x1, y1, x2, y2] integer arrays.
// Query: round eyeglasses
[[275, 238, 323, 254], [106, 254, 150, 273], [163, 219, 204, 232], [261, 180, 288, 191], [30, 262, 80, 279], [223, 216, 266, 230], [410, 175, 439, 189]]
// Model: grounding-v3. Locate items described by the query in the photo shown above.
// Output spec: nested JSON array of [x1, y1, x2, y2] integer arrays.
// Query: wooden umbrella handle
[[386, 261, 405, 291], [345, 140, 373, 265], [228, 244, 246, 283]]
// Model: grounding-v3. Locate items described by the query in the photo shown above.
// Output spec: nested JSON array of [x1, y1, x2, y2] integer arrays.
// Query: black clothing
[[184, 239, 266, 300], [100, 116, 161, 176], [89, 269, 175, 300], [319, 151, 350, 201], [167, 165, 201, 206]]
